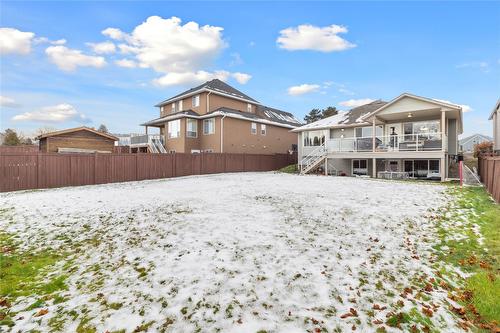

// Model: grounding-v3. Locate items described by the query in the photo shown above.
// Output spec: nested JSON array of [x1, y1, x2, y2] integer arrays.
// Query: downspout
[[220, 112, 227, 153], [206, 91, 212, 114]]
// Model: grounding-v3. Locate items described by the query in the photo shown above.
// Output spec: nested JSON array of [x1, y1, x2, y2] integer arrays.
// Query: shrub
[[473, 141, 493, 158]]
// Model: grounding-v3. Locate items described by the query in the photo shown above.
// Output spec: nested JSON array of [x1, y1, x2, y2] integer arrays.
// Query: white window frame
[[178, 100, 183, 111], [251, 122, 257, 135], [167, 119, 180, 139], [260, 124, 266, 136], [203, 118, 215, 135], [186, 119, 198, 138], [171, 103, 176, 113], [247, 103, 252, 113], [192, 95, 200, 107]]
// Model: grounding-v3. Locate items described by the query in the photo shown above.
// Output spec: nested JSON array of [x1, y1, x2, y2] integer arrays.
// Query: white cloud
[[115, 58, 138, 68], [456, 61, 490, 73], [0, 28, 35, 55], [102, 16, 249, 86], [12, 103, 90, 123], [103, 16, 225, 74], [0, 96, 20, 108], [277, 24, 356, 52], [153, 70, 231, 87], [229, 52, 243, 66], [232, 72, 251, 84], [339, 98, 375, 108], [45, 45, 106, 71], [287, 84, 321, 96], [338, 87, 355, 95], [102, 27, 128, 40], [434, 99, 473, 112], [86, 41, 116, 54]]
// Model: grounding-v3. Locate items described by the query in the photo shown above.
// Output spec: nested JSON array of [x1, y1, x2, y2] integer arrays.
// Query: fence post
[[36, 154, 40, 189], [93, 153, 97, 184], [135, 154, 138, 181]]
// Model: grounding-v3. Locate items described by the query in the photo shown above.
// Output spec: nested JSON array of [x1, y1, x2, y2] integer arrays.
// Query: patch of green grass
[[277, 164, 298, 174], [436, 186, 500, 325], [0, 232, 67, 301], [466, 271, 500, 322]]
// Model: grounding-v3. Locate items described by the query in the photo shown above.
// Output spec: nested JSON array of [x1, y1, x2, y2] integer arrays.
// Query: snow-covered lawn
[[0, 173, 466, 332]]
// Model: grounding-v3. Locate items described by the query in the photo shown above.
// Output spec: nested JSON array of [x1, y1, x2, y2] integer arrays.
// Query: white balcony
[[326, 132, 447, 153]]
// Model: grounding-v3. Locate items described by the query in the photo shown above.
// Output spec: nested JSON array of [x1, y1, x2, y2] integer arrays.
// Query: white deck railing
[[325, 132, 447, 153]]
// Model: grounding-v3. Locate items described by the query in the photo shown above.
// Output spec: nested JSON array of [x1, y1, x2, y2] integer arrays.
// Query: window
[[404, 159, 440, 178], [186, 119, 197, 138], [352, 159, 368, 176], [261, 124, 266, 135], [355, 126, 383, 138], [303, 130, 325, 146], [178, 100, 183, 111], [251, 122, 257, 134], [168, 119, 180, 138], [171, 103, 176, 113], [247, 103, 252, 113], [203, 118, 215, 135], [404, 120, 440, 140], [192, 95, 200, 107]]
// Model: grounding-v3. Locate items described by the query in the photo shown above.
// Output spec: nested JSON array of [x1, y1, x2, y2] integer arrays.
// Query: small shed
[[36, 127, 118, 153]]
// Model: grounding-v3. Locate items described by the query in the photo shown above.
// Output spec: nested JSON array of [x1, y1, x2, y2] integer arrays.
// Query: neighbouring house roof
[[257, 105, 302, 126], [489, 99, 500, 120], [459, 134, 493, 146], [141, 107, 301, 129], [292, 100, 387, 132], [35, 126, 118, 141], [155, 79, 260, 107]]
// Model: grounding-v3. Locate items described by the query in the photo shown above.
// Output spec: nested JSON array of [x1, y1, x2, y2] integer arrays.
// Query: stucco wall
[[222, 117, 296, 154]]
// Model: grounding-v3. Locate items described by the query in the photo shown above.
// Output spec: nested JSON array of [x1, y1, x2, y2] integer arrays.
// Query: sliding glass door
[[403, 159, 440, 179]]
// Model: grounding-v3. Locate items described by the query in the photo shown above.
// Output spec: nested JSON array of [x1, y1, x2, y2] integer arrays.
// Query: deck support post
[[372, 117, 376, 152], [372, 158, 377, 178], [324, 157, 328, 176], [441, 109, 446, 152], [145, 126, 149, 135], [440, 157, 446, 181]]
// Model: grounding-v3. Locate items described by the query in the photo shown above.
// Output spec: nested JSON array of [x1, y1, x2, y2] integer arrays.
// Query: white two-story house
[[293, 93, 463, 181]]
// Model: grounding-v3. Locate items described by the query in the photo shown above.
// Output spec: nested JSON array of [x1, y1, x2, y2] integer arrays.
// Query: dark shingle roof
[[338, 100, 388, 125], [257, 105, 302, 126], [155, 79, 259, 106], [209, 106, 301, 128]]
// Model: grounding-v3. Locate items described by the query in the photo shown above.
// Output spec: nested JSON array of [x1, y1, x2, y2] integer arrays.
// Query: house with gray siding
[[459, 133, 493, 153], [293, 93, 463, 181]]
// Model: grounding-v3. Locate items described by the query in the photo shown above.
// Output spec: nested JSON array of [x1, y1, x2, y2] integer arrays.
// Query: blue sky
[[0, 1, 499, 138]]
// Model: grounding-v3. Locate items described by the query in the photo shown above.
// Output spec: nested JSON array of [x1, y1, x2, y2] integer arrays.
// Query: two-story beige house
[[293, 93, 463, 181], [134, 79, 301, 154]]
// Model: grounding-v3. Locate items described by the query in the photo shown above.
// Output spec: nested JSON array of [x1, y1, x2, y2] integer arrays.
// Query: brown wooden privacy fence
[[0, 145, 38, 153], [477, 155, 500, 203], [0, 152, 297, 192]]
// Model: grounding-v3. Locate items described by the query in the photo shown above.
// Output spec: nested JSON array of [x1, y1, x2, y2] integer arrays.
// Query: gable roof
[[142, 106, 301, 129], [489, 99, 500, 120], [36, 127, 118, 141], [155, 79, 259, 107], [361, 93, 462, 121], [459, 133, 493, 145], [292, 100, 387, 132]]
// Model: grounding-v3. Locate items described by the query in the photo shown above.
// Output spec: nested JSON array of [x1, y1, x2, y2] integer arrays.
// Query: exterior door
[[388, 160, 398, 172]]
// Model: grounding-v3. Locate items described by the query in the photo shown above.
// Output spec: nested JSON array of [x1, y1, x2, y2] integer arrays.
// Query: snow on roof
[[293, 111, 350, 131]]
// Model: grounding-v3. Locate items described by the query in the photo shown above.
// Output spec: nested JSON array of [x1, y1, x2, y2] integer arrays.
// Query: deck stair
[[300, 143, 327, 175]]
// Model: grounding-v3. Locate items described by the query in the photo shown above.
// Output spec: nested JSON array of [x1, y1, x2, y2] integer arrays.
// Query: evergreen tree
[[304, 109, 322, 124], [321, 106, 338, 118], [98, 124, 109, 133]]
